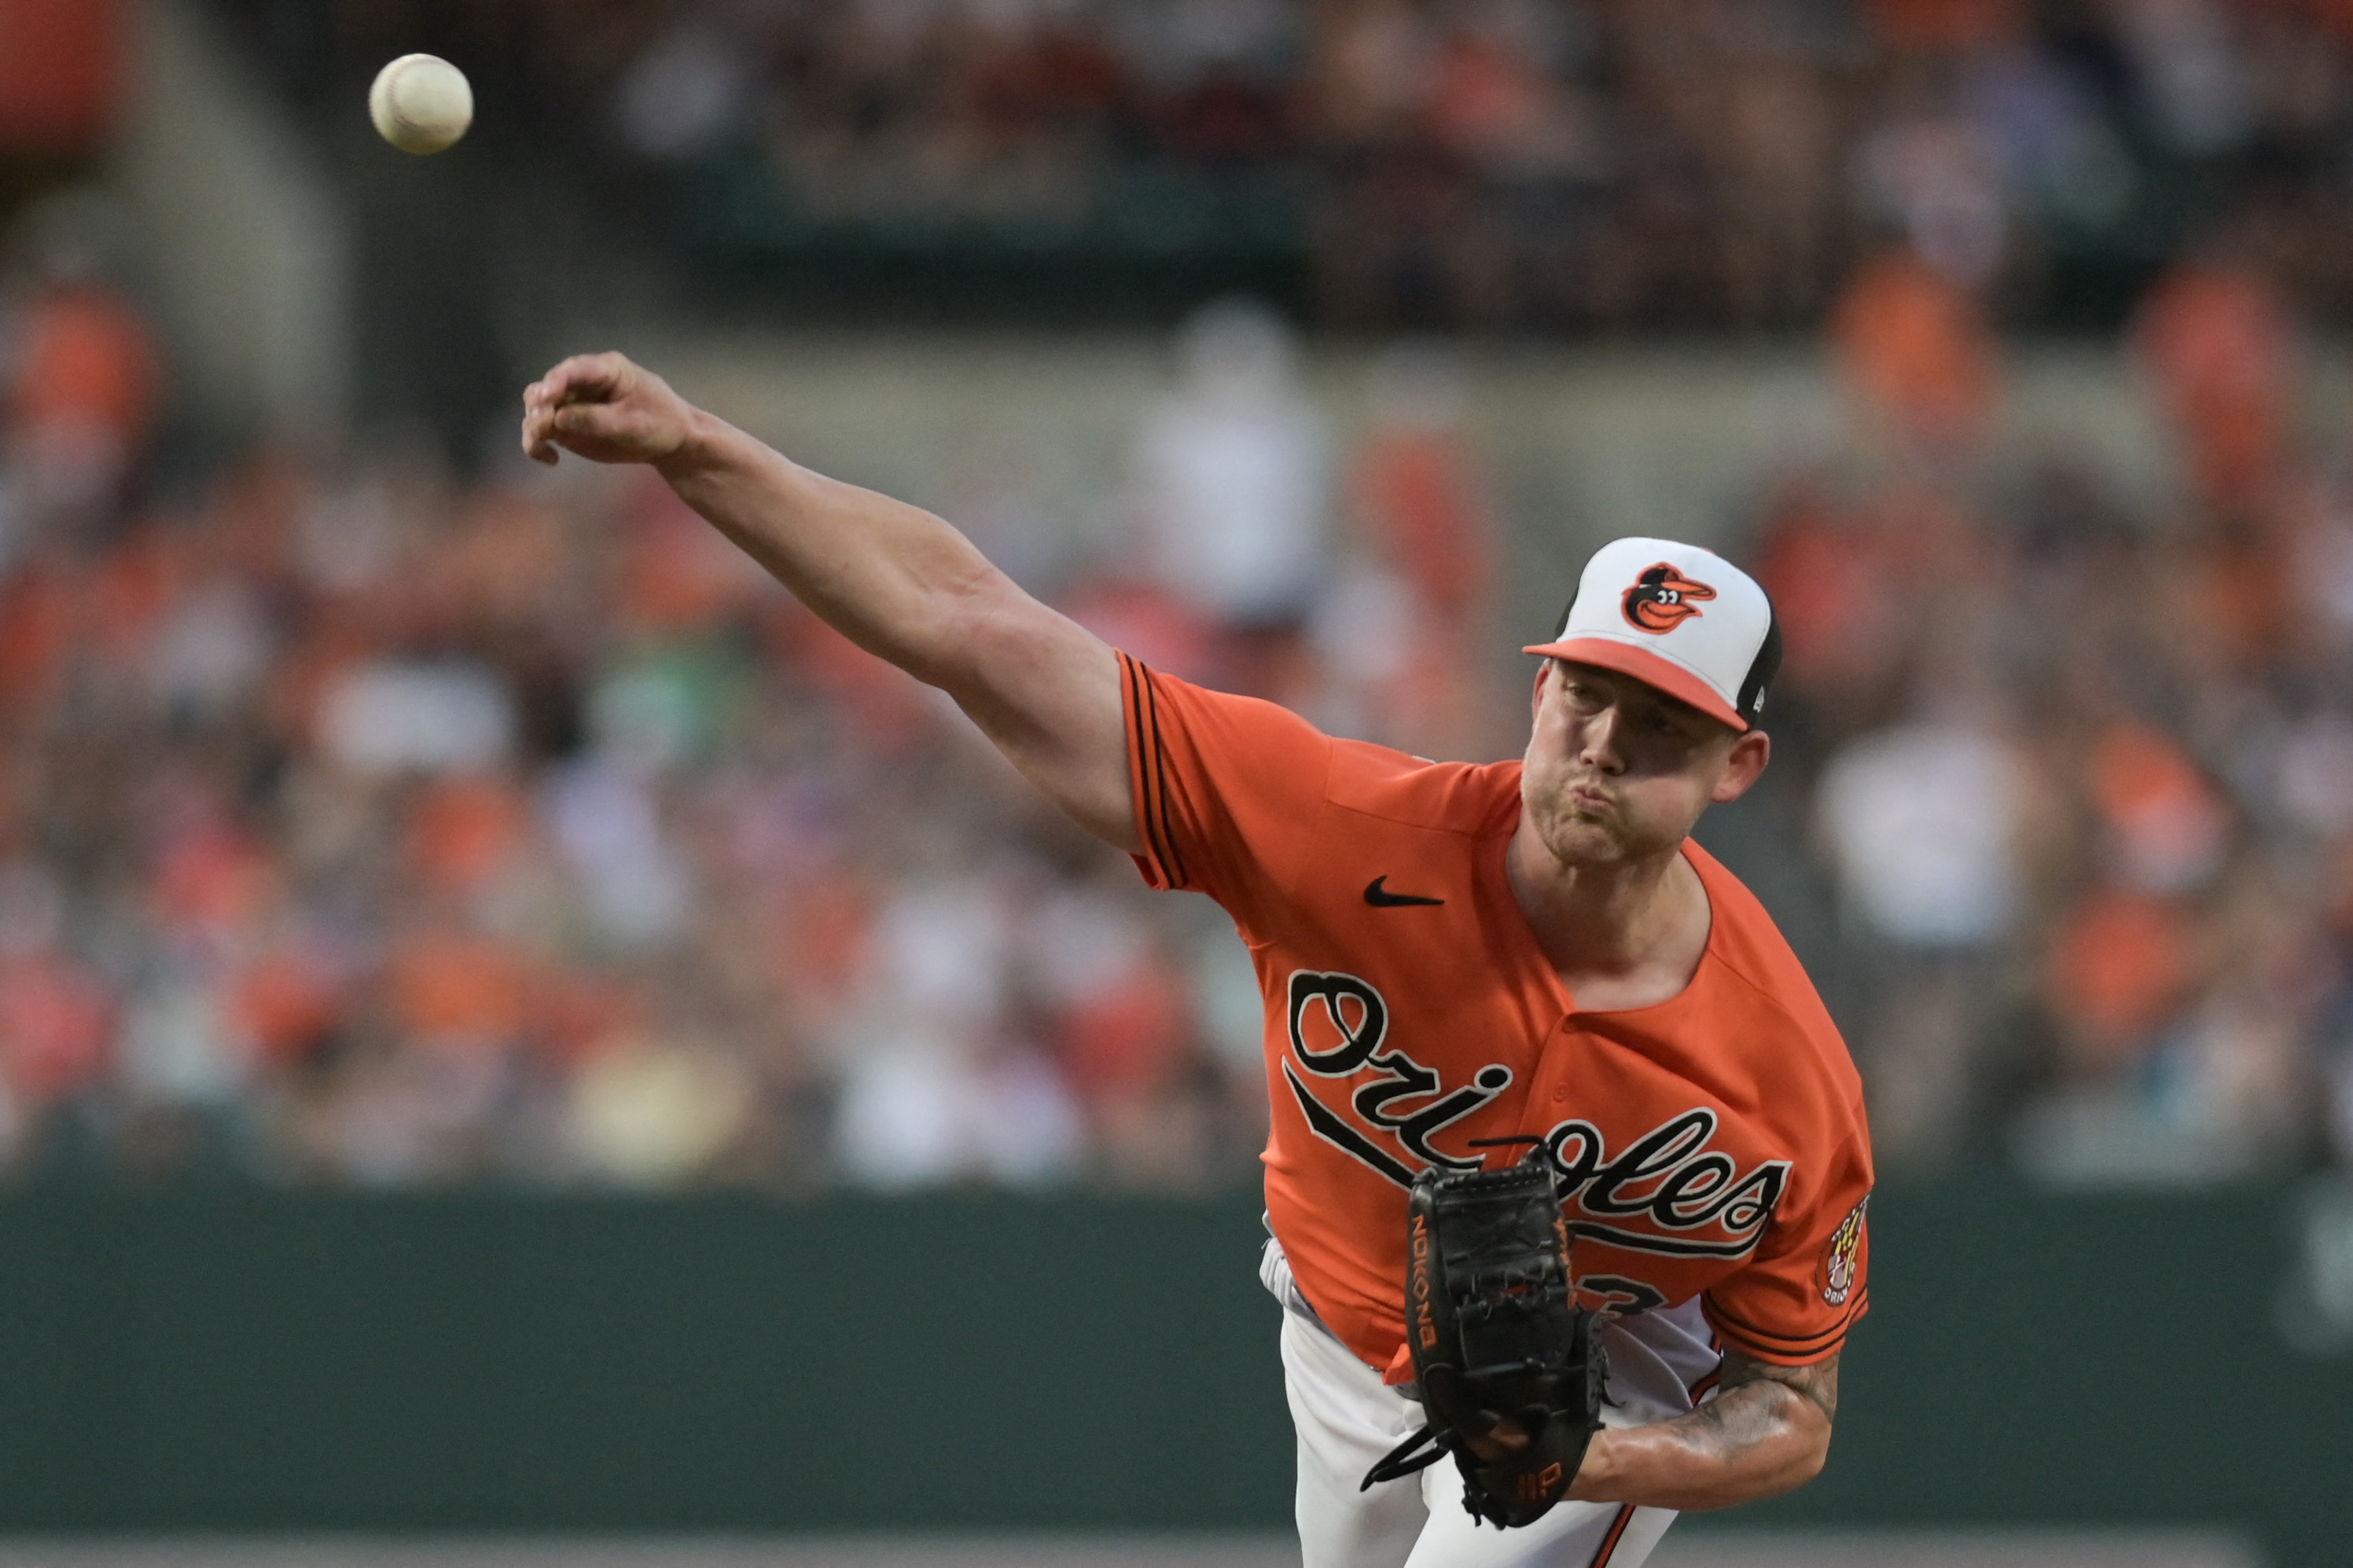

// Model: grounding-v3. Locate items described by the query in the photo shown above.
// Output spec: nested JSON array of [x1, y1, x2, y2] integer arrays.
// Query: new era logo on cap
[[1524, 537, 1781, 730]]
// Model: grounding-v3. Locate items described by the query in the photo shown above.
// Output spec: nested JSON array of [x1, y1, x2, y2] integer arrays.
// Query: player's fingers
[[539, 352, 631, 409], [523, 354, 678, 464], [545, 404, 606, 449], [519, 398, 564, 463], [1461, 1414, 1530, 1462], [548, 399, 664, 457]]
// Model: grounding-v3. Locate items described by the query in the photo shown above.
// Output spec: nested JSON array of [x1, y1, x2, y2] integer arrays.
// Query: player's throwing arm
[[520, 353, 1138, 851]]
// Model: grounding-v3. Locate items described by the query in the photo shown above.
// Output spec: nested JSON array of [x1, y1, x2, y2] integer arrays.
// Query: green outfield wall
[[0, 1179, 2343, 1565]]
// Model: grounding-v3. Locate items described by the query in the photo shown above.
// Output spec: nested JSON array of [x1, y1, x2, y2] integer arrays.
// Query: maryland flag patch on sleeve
[[1819, 1196, 1868, 1307]]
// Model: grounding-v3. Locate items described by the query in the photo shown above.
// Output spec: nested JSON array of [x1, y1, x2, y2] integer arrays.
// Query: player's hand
[[1461, 1414, 1531, 1463], [520, 352, 697, 468]]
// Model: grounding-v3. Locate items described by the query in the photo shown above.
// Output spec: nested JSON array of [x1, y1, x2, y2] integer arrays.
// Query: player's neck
[[1504, 825, 1711, 1012]]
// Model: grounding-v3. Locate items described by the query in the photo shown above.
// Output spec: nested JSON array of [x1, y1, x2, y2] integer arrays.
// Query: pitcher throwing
[[522, 352, 1872, 1568]]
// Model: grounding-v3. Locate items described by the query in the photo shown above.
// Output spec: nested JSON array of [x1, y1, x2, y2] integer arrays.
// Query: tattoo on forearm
[[1722, 1347, 1840, 1423], [1657, 1349, 1839, 1460]]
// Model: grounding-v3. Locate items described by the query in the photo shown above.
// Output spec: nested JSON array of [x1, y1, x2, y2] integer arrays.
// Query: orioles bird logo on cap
[[1620, 563, 1716, 633]]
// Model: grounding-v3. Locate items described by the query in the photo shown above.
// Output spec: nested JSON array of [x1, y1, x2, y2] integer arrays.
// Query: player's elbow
[[1752, 1415, 1832, 1502], [1786, 1427, 1830, 1489], [1700, 1400, 1832, 1511]]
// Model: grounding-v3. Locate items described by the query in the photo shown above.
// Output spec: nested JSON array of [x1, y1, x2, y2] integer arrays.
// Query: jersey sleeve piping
[[1701, 1287, 1867, 1365], [1120, 653, 1191, 891], [1701, 1289, 1866, 1353]]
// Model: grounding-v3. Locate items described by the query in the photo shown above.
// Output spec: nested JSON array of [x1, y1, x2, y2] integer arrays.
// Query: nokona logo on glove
[[1411, 1212, 1436, 1350]]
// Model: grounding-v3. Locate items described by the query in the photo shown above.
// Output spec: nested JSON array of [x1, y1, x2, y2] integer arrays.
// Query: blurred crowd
[[1767, 237, 2353, 1184], [0, 215, 1531, 1189], [9, 224, 2353, 1192], [299, 0, 2353, 331], [15, 0, 2353, 1189]]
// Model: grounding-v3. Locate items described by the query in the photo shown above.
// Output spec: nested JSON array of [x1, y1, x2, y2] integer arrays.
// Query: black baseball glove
[[1359, 1145, 1609, 1529]]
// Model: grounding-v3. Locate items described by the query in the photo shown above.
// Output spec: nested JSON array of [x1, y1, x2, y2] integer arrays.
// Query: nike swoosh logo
[[1364, 876, 1445, 908]]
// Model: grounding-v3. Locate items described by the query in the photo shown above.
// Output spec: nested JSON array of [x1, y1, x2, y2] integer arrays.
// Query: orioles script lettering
[[1278, 969, 1790, 1264], [1544, 1110, 1788, 1260]]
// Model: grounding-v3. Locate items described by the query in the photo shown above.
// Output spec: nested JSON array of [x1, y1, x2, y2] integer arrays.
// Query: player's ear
[[1710, 729, 1770, 805], [1530, 659, 1556, 720]]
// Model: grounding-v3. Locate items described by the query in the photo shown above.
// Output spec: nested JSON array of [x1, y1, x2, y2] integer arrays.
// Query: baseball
[[369, 53, 472, 155]]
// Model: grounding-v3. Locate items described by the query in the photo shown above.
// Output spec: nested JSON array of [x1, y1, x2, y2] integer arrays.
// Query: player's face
[[1520, 659, 1769, 868]]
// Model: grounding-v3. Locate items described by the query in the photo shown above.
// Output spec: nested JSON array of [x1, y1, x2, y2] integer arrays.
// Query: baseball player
[[520, 354, 1871, 1568]]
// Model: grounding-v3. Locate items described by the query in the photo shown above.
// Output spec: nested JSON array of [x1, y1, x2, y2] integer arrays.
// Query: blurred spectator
[[612, 14, 756, 164], [1751, 474, 1913, 728], [0, 0, 124, 157], [1831, 247, 2000, 459], [2086, 723, 2232, 895], [1813, 703, 2035, 1163], [1348, 341, 1487, 641], [1816, 715, 2033, 953], [3, 253, 158, 532], [2133, 255, 2296, 513], [1131, 297, 1330, 689], [2115, 0, 2253, 159], [567, 1030, 757, 1188], [1855, 70, 2010, 292], [1317, 338, 1503, 758]]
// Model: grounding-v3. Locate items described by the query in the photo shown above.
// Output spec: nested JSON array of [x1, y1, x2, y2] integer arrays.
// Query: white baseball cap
[[1523, 537, 1781, 732]]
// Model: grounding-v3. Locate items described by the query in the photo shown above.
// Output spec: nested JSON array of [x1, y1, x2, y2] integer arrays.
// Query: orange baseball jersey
[[1119, 652, 1872, 1378]]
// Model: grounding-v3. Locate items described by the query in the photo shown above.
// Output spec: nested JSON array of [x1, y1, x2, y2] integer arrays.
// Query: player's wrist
[[1572, 1429, 1647, 1504], [1567, 1427, 1623, 1501], [652, 404, 727, 479]]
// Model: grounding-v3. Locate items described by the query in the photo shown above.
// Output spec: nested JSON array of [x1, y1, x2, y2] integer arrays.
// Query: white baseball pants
[[1266, 1241, 1679, 1568]]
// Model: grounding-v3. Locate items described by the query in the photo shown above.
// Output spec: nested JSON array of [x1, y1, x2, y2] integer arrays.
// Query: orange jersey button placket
[[1546, 1016, 1591, 1104]]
